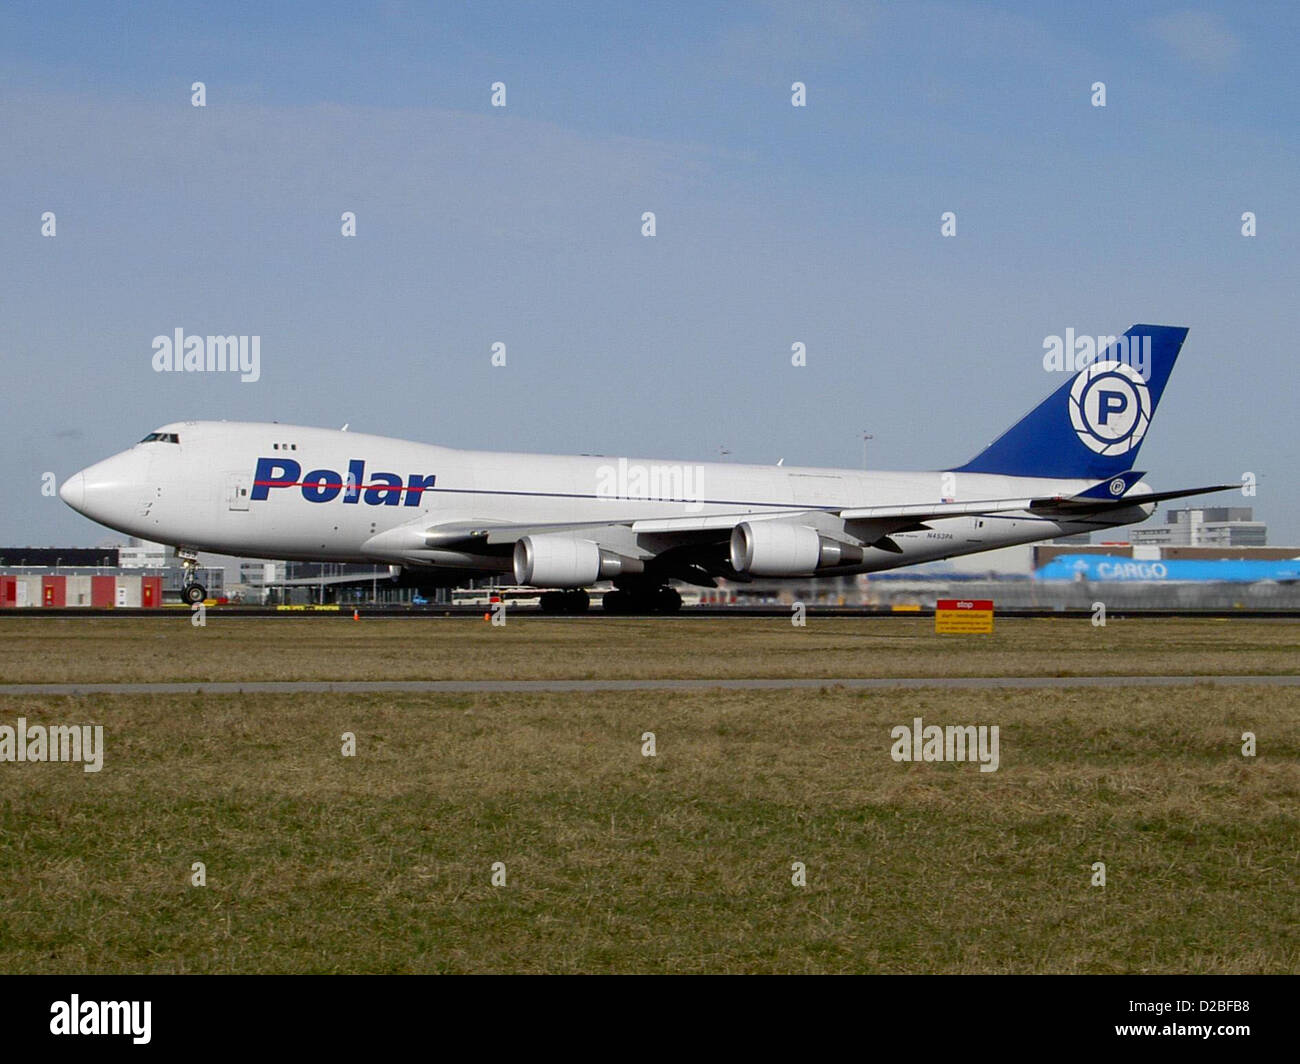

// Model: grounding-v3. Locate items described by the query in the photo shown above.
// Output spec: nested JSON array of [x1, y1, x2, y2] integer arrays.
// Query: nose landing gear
[[177, 547, 207, 605]]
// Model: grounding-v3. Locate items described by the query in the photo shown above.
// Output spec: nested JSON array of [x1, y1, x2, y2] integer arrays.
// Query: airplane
[[60, 324, 1234, 613], [1036, 555, 1300, 584]]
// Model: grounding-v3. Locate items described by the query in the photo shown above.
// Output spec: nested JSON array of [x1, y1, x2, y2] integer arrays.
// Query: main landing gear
[[177, 548, 206, 605], [602, 585, 682, 614], [534, 584, 684, 614], [537, 589, 590, 614]]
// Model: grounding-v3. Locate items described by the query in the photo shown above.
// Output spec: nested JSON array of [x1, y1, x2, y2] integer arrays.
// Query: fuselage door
[[226, 472, 251, 511]]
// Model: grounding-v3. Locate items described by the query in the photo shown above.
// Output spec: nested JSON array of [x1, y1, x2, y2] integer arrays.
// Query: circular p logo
[[1068, 361, 1151, 456]]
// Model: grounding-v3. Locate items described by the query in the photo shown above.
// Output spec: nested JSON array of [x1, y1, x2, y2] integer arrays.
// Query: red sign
[[936, 599, 993, 611]]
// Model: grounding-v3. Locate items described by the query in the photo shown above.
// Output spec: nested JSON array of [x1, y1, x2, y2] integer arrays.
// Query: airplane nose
[[59, 449, 153, 529], [59, 471, 86, 511]]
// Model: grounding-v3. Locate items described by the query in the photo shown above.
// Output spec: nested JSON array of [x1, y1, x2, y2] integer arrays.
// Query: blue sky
[[3, 1, 1297, 546]]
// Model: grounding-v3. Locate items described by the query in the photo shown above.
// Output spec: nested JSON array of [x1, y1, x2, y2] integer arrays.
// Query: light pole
[[861, 432, 874, 469]]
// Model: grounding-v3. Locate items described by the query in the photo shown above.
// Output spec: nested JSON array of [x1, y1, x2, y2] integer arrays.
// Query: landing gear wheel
[[654, 587, 682, 613], [602, 589, 632, 614], [603, 586, 680, 614], [182, 582, 207, 605], [539, 590, 591, 614]]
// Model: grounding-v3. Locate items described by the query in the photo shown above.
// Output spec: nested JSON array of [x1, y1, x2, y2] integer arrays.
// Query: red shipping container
[[92, 575, 116, 608], [42, 575, 67, 607]]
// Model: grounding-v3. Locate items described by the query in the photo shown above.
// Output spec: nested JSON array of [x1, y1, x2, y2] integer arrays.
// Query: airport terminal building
[[0, 545, 223, 607]]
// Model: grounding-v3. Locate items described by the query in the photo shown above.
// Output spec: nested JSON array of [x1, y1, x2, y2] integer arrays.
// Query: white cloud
[[0, 90, 730, 244], [1146, 11, 1242, 74]]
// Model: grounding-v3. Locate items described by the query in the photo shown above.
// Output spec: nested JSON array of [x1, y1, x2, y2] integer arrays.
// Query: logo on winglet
[[1068, 361, 1151, 456]]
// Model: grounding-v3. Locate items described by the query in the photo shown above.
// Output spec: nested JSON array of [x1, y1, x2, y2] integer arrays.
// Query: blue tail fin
[[949, 324, 1188, 479]]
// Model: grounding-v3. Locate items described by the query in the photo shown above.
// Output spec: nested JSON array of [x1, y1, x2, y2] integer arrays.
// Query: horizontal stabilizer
[[1029, 483, 1237, 517]]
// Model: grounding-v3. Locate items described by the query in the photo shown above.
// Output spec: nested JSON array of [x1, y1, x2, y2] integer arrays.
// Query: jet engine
[[729, 520, 864, 577], [513, 534, 642, 587]]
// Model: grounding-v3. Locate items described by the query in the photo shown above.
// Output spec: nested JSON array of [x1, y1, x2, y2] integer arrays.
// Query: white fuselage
[[60, 420, 1147, 579]]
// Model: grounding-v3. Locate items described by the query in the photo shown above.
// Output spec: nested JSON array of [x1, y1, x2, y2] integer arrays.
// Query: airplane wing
[[361, 481, 1238, 581]]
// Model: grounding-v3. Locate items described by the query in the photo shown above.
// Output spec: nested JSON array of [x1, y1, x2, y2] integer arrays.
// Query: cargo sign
[[935, 598, 994, 634]]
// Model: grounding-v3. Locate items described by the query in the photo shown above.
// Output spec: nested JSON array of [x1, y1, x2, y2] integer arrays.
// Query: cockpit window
[[139, 432, 180, 444]]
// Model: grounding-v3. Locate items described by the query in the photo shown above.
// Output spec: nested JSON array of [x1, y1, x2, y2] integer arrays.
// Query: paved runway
[[2, 675, 1298, 695], [7, 607, 1300, 619]]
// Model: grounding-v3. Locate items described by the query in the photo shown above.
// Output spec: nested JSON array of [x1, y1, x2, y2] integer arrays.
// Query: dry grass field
[[0, 615, 1298, 683], [0, 617, 1296, 973]]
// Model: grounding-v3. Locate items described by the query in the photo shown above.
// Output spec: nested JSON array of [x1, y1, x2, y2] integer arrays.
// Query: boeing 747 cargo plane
[[60, 325, 1232, 612]]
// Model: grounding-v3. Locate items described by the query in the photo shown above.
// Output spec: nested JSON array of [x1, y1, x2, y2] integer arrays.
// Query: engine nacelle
[[513, 534, 642, 587], [729, 521, 864, 577]]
